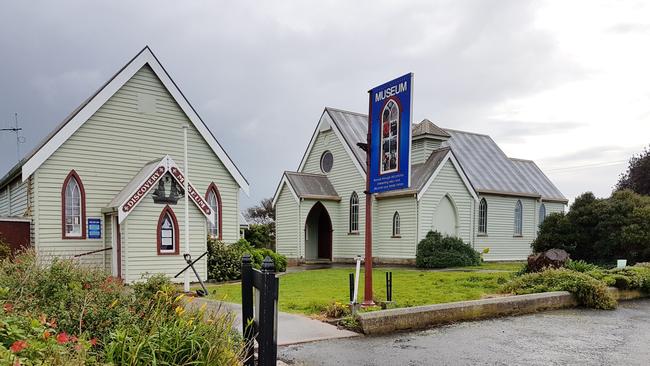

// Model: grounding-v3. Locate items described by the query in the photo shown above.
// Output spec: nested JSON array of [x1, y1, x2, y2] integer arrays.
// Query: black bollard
[[349, 273, 355, 303]]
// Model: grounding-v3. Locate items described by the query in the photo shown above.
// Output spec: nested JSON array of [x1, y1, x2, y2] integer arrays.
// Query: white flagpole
[[183, 125, 190, 293]]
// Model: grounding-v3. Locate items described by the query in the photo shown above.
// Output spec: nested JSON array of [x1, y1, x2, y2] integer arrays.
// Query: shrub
[[244, 223, 275, 249], [103, 292, 242, 366], [0, 250, 131, 342], [323, 301, 350, 318], [0, 235, 10, 260], [533, 190, 650, 265], [564, 259, 601, 273], [416, 231, 481, 268], [501, 268, 616, 309], [0, 251, 243, 364], [207, 238, 287, 282]]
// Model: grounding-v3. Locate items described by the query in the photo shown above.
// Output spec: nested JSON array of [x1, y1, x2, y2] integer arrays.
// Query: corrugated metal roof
[[239, 212, 249, 227], [412, 119, 450, 138], [376, 147, 451, 198], [325, 108, 562, 199], [107, 158, 163, 208], [325, 107, 368, 172], [442, 129, 538, 196], [510, 158, 567, 202], [285, 171, 340, 200]]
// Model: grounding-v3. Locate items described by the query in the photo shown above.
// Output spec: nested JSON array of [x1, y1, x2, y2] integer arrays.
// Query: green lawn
[[205, 263, 522, 315]]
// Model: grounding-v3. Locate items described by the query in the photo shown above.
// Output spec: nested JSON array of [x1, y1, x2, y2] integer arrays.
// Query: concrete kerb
[[358, 288, 648, 335]]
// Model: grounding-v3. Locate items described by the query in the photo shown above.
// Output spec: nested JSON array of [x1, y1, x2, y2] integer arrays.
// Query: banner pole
[[363, 95, 375, 306], [183, 125, 190, 293]]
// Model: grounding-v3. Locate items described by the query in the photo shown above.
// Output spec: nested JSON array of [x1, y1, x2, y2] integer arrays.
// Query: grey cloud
[[0, 0, 587, 208], [485, 120, 584, 143]]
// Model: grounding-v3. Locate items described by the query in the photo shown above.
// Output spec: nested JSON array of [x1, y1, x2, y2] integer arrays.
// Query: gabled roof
[[0, 46, 249, 195], [272, 171, 340, 206], [107, 158, 162, 208], [442, 129, 539, 197], [306, 108, 563, 201], [510, 158, 567, 203], [285, 172, 340, 200], [412, 119, 450, 139]]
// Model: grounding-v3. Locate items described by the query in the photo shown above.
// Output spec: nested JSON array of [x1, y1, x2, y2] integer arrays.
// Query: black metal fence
[[242, 254, 279, 366]]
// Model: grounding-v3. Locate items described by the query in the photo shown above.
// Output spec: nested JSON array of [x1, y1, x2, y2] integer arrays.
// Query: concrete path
[[186, 297, 358, 346]]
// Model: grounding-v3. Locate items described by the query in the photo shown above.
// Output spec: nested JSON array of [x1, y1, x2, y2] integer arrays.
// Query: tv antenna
[[1, 113, 26, 162]]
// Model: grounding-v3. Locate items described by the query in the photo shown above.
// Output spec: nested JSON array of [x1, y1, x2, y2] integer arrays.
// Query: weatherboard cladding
[[325, 108, 560, 199], [33, 65, 240, 275], [284, 172, 340, 200]]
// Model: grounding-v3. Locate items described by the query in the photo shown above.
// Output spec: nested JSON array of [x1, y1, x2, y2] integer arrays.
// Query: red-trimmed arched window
[[61, 170, 86, 239], [205, 183, 222, 240], [157, 205, 179, 255]]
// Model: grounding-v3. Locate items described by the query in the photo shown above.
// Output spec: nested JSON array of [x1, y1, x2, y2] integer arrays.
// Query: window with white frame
[[539, 203, 546, 226], [478, 198, 488, 234], [206, 187, 220, 239], [158, 206, 178, 255], [349, 192, 359, 233], [514, 200, 523, 236], [392, 211, 401, 237], [63, 172, 84, 238]]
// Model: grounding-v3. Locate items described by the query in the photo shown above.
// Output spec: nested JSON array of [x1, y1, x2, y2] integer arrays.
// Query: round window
[[320, 151, 333, 173]]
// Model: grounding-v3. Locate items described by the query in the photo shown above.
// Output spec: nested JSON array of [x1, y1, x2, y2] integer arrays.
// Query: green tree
[[244, 224, 275, 249], [616, 145, 650, 195]]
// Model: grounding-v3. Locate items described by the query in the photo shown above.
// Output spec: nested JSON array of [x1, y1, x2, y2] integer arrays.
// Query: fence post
[[258, 256, 278, 366], [241, 254, 255, 366]]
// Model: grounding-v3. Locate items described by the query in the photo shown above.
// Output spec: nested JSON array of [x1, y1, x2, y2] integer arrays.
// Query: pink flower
[[89, 338, 98, 346], [10, 340, 27, 353], [56, 332, 70, 344]]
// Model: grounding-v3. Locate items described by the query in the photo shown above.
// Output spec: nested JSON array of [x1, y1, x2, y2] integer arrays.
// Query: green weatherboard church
[[273, 108, 568, 264], [0, 47, 249, 283]]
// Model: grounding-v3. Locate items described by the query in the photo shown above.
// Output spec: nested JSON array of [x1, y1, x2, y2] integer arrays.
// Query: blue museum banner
[[368, 73, 413, 194]]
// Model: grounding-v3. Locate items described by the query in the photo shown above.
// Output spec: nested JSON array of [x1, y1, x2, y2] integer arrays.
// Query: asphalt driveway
[[279, 299, 650, 366]]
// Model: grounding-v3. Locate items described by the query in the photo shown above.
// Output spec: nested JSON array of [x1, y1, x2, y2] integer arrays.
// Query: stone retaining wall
[[358, 288, 647, 335]]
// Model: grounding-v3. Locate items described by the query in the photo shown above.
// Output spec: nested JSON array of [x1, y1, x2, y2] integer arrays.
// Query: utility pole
[[1, 113, 25, 162]]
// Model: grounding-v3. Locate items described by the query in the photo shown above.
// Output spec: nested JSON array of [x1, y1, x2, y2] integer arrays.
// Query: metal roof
[[510, 158, 567, 202], [412, 119, 450, 138], [239, 212, 249, 228], [442, 129, 539, 196], [284, 171, 340, 200], [324, 108, 563, 200]]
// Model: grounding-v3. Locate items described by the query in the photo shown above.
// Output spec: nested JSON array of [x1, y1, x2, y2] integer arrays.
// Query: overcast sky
[[1, 0, 648, 209]]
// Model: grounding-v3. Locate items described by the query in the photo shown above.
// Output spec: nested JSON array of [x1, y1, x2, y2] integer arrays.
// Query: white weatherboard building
[[273, 108, 567, 264], [0, 47, 249, 282]]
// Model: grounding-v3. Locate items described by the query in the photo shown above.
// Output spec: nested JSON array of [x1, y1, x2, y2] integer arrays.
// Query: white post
[[353, 255, 362, 304], [183, 125, 190, 293]]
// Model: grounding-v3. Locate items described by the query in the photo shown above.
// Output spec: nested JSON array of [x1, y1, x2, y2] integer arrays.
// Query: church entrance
[[304, 202, 332, 261]]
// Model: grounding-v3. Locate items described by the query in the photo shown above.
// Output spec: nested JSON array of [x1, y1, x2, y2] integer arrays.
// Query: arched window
[[157, 205, 179, 255], [478, 198, 488, 234], [380, 99, 400, 174], [62, 170, 86, 239], [205, 183, 222, 240], [514, 200, 523, 236], [392, 211, 401, 237], [539, 203, 547, 226], [349, 192, 359, 233]]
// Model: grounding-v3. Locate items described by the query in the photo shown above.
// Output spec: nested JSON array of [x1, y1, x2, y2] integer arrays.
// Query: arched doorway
[[433, 195, 458, 237], [304, 202, 332, 260]]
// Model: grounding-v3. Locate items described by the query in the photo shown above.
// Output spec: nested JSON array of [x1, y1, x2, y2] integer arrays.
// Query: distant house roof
[[412, 119, 450, 139], [284, 171, 340, 201], [239, 213, 249, 228], [322, 107, 565, 201], [510, 158, 567, 202]]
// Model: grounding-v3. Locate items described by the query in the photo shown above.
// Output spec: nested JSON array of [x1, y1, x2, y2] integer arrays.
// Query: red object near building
[[0, 218, 30, 255]]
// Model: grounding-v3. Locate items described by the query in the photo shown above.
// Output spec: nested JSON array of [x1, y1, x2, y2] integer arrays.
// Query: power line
[[545, 160, 627, 173]]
